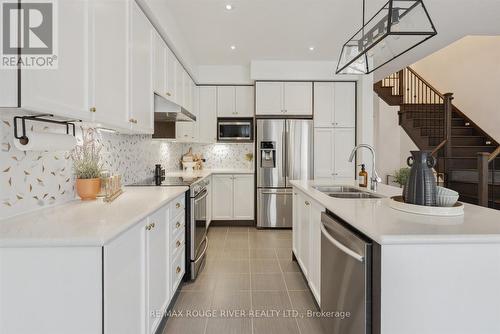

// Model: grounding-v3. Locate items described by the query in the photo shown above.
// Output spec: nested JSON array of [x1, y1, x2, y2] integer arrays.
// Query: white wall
[[374, 97, 417, 183], [411, 36, 500, 142]]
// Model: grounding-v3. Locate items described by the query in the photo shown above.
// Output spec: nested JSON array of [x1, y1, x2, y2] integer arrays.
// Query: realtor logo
[[1, 0, 58, 69]]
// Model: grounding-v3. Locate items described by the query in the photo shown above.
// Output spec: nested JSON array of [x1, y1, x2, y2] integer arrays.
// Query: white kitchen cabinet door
[[334, 128, 355, 179], [283, 82, 312, 115], [91, 0, 129, 130], [104, 220, 147, 334], [183, 70, 191, 111], [308, 201, 323, 305], [235, 86, 254, 117], [0, 69, 18, 107], [165, 48, 177, 103], [212, 175, 234, 220], [147, 208, 169, 334], [256, 82, 283, 115], [198, 86, 217, 143], [314, 82, 335, 127], [314, 128, 335, 179], [217, 86, 236, 117], [207, 176, 212, 227], [21, 0, 91, 120], [175, 61, 184, 108], [129, 1, 153, 133], [152, 31, 166, 98], [233, 175, 254, 220], [334, 82, 356, 127], [176, 122, 194, 141], [292, 191, 300, 256], [298, 193, 311, 277]]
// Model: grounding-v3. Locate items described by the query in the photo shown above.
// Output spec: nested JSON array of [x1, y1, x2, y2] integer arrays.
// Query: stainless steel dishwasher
[[320, 211, 372, 334]]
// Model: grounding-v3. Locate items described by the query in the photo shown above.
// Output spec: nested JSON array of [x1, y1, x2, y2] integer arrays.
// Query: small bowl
[[436, 187, 459, 207]]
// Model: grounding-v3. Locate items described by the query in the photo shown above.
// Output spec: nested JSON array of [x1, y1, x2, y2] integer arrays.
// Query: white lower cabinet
[[212, 174, 254, 221], [292, 188, 324, 306], [0, 194, 186, 334], [146, 207, 169, 334], [105, 220, 147, 334]]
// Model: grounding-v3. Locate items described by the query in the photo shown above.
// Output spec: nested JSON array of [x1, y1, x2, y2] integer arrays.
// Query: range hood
[[153, 93, 196, 139], [154, 93, 196, 122]]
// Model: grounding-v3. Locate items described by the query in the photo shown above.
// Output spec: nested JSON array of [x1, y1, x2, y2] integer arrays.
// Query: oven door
[[218, 119, 253, 142], [190, 188, 208, 279]]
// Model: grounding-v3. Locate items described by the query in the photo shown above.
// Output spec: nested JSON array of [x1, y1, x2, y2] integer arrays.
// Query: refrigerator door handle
[[282, 129, 286, 178]]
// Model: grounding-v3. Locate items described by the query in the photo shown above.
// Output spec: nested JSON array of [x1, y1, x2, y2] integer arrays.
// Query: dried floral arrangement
[[244, 152, 254, 161], [71, 129, 103, 179]]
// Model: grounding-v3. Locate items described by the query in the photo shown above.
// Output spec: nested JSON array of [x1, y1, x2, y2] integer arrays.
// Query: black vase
[[403, 151, 437, 206]]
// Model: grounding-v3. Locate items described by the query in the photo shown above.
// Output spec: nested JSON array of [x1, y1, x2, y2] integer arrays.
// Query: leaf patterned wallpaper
[[0, 112, 253, 220]]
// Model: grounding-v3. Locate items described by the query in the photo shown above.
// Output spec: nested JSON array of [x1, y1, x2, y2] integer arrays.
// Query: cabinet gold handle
[[151, 222, 155, 229], [176, 240, 181, 247], [176, 203, 181, 209], [305, 201, 310, 206], [90, 107, 96, 113], [166, 92, 171, 96], [176, 222, 181, 228], [176, 266, 181, 273], [129, 118, 137, 124], [146, 224, 151, 231]]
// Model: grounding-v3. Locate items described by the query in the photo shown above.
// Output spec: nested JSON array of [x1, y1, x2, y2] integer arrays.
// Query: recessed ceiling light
[[309, 46, 315, 51], [225, 4, 233, 10], [230, 45, 236, 50]]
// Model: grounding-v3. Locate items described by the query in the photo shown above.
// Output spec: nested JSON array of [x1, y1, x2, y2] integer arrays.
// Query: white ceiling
[[162, 0, 500, 79], [164, 0, 389, 66]]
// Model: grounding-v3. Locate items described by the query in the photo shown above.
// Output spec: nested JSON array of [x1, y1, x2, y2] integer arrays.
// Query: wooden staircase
[[375, 67, 500, 209]]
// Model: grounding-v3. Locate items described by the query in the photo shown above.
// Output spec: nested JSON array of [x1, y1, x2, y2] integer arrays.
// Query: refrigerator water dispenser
[[260, 141, 276, 168]]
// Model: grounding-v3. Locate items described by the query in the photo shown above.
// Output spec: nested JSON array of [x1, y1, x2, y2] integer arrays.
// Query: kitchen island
[[290, 179, 500, 334], [0, 186, 188, 334]]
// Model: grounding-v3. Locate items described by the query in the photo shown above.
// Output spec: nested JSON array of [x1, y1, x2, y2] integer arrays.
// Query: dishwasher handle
[[321, 223, 364, 263]]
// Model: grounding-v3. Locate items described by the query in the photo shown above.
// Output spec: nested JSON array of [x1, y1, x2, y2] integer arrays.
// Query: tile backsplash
[[1, 111, 254, 219]]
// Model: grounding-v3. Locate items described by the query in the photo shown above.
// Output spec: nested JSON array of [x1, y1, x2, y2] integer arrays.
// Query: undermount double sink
[[313, 185, 384, 199]]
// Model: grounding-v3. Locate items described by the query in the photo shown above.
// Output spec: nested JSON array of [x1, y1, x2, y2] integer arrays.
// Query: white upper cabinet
[[283, 82, 312, 115], [91, 0, 129, 130], [217, 86, 236, 117], [256, 82, 283, 115], [314, 82, 335, 127], [152, 31, 167, 98], [334, 82, 356, 127], [183, 70, 191, 111], [165, 48, 177, 103], [217, 86, 254, 118], [198, 86, 217, 143], [175, 63, 184, 109], [0, 70, 18, 107], [256, 82, 312, 116], [21, 0, 91, 120], [314, 82, 355, 128], [235, 86, 254, 117], [129, 1, 153, 133]]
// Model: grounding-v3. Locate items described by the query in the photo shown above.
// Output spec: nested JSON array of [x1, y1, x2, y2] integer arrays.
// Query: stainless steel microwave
[[217, 118, 254, 142]]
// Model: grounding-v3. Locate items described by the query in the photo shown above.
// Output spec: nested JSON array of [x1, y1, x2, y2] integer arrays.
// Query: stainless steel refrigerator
[[256, 119, 313, 228]]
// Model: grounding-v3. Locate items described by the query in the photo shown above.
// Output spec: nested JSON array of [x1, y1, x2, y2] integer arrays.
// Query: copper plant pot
[[76, 178, 101, 201]]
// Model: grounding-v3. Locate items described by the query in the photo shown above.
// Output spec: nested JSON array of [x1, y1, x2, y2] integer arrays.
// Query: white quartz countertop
[[166, 168, 254, 179], [290, 179, 500, 245], [0, 186, 188, 247]]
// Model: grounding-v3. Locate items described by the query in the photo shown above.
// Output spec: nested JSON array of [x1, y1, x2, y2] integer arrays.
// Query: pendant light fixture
[[336, 0, 437, 75]]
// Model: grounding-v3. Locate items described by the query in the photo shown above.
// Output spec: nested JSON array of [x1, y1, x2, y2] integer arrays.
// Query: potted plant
[[71, 129, 103, 200], [394, 167, 411, 188]]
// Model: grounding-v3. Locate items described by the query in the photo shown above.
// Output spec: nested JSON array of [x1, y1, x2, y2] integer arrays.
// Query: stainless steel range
[[131, 173, 209, 280]]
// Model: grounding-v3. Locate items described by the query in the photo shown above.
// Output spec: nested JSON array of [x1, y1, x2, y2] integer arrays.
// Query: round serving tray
[[389, 196, 464, 216]]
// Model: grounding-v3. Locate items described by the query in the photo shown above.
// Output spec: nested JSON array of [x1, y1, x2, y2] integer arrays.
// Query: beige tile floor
[[163, 226, 325, 334]]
